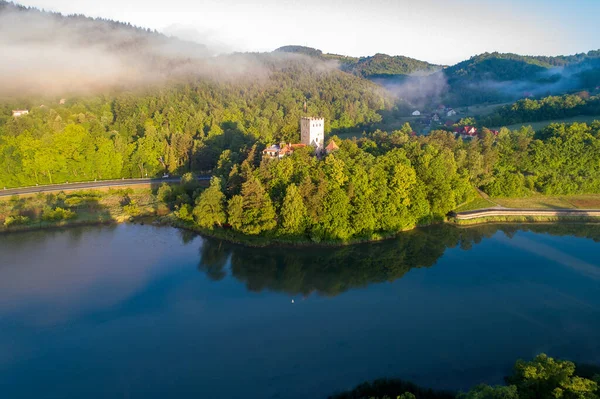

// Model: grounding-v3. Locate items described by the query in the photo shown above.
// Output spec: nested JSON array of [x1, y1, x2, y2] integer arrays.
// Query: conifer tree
[[193, 177, 226, 229], [228, 177, 276, 235]]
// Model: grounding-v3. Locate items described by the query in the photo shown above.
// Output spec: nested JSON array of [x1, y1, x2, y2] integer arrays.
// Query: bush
[[122, 201, 141, 217], [3, 215, 30, 227], [175, 203, 194, 222], [157, 183, 173, 204], [64, 197, 85, 207], [41, 207, 76, 222]]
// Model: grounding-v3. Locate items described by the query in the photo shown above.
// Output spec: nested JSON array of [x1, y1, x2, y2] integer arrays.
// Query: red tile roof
[[325, 140, 339, 152]]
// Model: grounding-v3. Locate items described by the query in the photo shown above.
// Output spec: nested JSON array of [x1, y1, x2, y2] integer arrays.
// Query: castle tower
[[300, 117, 324, 150]]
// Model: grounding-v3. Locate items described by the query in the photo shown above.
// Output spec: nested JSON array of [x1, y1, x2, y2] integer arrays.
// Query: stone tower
[[300, 117, 325, 150]]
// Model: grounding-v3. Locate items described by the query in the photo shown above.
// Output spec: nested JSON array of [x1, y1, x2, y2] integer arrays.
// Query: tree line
[[331, 354, 599, 399], [187, 120, 600, 242], [481, 93, 600, 127]]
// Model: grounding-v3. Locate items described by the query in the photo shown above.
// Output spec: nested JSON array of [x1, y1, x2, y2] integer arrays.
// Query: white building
[[447, 109, 457, 117], [300, 117, 324, 149], [12, 110, 29, 117], [412, 110, 421, 116]]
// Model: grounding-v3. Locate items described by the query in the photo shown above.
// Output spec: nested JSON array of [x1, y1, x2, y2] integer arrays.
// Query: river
[[0, 223, 599, 398]]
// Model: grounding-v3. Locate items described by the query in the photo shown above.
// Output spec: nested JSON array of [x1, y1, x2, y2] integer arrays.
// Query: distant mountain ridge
[[274, 45, 441, 78]]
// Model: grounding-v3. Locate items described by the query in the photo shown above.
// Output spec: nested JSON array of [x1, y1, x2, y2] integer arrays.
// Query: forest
[[0, 61, 389, 188], [184, 121, 600, 242], [331, 354, 600, 399], [480, 93, 600, 127]]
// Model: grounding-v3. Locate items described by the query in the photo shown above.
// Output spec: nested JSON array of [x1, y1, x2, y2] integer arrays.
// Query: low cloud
[[372, 71, 449, 109], [0, 4, 335, 98]]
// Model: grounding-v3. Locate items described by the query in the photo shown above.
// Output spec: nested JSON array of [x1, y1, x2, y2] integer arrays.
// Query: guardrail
[[455, 207, 600, 220]]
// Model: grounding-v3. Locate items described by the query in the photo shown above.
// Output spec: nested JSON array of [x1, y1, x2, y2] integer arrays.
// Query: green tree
[[229, 177, 276, 235], [280, 184, 307, 235], [458, 384, 519, 399], [193, 177, 227, 229], [507, 354, 599, 399]]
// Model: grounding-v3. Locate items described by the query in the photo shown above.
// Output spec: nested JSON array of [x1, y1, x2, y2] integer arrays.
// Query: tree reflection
[[194, 223, 600, 296], [197, 238, 230, 281]]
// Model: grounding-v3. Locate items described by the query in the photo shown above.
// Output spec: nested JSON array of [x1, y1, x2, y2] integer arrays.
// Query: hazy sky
[[16, 0, 600, 65]]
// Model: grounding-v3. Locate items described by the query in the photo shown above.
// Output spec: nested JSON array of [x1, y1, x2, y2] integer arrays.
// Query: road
[[455, 207, 600, 220], [0, 176, 211, 198]]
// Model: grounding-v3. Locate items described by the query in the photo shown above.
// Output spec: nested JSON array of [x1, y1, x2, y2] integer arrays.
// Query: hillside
[[342, 53, 441, 78], [274, 46, 439, 78], [443, 51, 600, 105], [0, 5, 391, 188]]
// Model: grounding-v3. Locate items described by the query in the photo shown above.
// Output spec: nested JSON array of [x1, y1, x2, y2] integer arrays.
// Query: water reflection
[[0, 225, 201, 326], [196, 224, 600, 296], [1, 223, 600, 399]]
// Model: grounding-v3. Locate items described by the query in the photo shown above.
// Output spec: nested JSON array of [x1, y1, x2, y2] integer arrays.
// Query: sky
[[14, 0, 600, 65]]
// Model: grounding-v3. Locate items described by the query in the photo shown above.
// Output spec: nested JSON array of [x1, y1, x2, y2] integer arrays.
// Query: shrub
[[157, 183, 173, 204], [122, 201, 141, 217], [41, 207, 77, 222], [3, 215, 30, 227]]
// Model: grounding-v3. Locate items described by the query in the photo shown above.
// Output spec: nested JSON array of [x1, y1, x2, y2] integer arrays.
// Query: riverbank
[[4, 187, 600, 246], [163, 215, 426, 248]]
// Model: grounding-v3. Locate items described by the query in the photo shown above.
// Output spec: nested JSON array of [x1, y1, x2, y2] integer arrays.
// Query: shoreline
[[4, 210, 600, 246]]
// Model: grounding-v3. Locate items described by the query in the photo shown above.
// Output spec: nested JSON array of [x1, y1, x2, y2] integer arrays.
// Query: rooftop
[[301, 116, 324, 120]]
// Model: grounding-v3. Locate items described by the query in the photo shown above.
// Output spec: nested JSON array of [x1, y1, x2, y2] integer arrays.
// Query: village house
[[262, 143, 307, 159], [446, 108, 457, 117], [411, 110, 421, 116], [431, 113, 440, 122], [454, 126, 478, 139], [12, 110, 29, 117]]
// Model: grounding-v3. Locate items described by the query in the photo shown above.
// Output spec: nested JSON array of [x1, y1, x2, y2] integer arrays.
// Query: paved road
[[455, 207, 600, 220], [0, 176, 211, 198]]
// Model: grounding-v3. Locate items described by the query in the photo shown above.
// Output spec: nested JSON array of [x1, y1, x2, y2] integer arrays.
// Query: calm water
[[1, 224, 600, 399]]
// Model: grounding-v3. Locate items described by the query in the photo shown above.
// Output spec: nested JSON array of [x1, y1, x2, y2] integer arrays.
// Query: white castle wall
[[300, 117, 324, 149]]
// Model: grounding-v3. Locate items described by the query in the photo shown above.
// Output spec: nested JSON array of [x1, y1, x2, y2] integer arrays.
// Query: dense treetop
[[480, 93, 600, 127]]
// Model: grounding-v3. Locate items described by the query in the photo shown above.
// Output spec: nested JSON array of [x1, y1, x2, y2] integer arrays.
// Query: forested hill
[[444, 51, 600, 105], [275, 46, 600, 106], [0, 4, 392, 188], [0, 1, 209, 60], [274, 46, 441, 78]]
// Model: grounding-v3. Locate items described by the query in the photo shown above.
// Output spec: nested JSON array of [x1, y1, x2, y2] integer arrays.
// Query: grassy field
[[459, 102, 510, 117], [494, 194, 600, 209], [454, 192, 600, 213], [494, 115, 600, 131], [454, 196, 497, 212]]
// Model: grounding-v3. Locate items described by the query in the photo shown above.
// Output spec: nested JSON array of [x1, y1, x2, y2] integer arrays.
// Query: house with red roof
[[262, 143, 308, 159], [454, 126, 478, 140]]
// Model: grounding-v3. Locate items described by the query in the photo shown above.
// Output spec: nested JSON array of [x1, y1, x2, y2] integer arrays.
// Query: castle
[[300, 117, 324, 149], [263, 116, 331, 159]]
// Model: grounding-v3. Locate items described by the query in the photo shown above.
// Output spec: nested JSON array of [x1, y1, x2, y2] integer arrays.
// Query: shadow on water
[[194, 223, 600, 297]]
